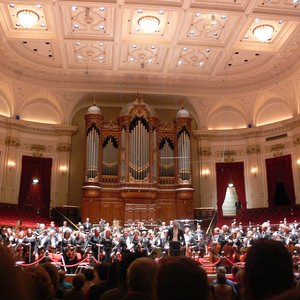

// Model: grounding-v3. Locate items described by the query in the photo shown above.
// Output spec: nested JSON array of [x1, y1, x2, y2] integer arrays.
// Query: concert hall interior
[[0, 1, 300, 230], [2, 2, 300, 299]]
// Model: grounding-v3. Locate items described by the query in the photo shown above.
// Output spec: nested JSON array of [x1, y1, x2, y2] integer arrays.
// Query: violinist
[[89, 228, 102, 261], [100, 229, 113, 263], [130, 229, 142, 252], [22, 228, 36, 263]]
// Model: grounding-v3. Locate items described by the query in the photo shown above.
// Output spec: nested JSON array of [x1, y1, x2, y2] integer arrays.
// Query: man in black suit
[[167, 220, 185, 256], [83, 217, 92, 233]]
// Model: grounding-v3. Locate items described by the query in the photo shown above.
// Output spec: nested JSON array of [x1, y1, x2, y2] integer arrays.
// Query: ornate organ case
[[82, 95, 194, 224]]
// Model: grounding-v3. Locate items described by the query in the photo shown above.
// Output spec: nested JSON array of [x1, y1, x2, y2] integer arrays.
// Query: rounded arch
[[254, 98, 293, 127], [0, 80, 15, 117], [205, 99, 247, 130], [18, 91, 64, 124]]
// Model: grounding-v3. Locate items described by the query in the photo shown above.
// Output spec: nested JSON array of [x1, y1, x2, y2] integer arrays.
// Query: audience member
[[81, 268, 95, 298], [23, 265, 54, 300], [155, 256, 211, 300], [58, 270, 72, 295], [242, 239, 295, 300], [0, 249, 28, 300], [64, 273, 85, 300], [40, 262, 63, 299], [122, 257, 159, 300], [87, 263, 111, 300], [213, 270, 235, 300], [100, 252, 146, 300]]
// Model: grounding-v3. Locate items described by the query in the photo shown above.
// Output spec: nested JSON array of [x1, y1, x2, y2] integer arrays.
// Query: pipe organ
[[82, 95, 194, 224]]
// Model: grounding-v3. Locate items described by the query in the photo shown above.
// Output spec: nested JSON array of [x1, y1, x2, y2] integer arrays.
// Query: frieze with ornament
[[56, 143, 72, 152], [158, 122, 175, 131], [5, 136, 20, 148], [22, 143, 54, 153], [102, 121, 119, 130], [198, 147, 212, 157], [246, 145, 261, 154]]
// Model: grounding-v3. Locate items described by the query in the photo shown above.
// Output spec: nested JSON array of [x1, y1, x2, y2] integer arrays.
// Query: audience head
[[94, 262, 110, 281], [40, 262, 59, 292], [83, 268, 95, 281], [0, 250, 28, 300], [156, 256, 209, 300], [23, 265, 54, 300], [127, 257, 159, 292], [243, 239, 294, 300], [72, 273, 85, 290], [119, 251, 146, 283]]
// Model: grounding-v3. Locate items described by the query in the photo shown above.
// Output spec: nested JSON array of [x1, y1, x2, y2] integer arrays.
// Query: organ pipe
[[86, 125, 100, 180]]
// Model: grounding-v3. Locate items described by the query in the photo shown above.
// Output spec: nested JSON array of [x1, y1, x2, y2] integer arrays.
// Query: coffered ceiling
[[0, 0, 300, 95]]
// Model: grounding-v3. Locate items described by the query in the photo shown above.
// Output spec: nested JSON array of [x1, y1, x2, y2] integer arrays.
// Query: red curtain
[[18, 156, 52, 217], [216, 162, 246, 219], [265, 155, 295, 207]]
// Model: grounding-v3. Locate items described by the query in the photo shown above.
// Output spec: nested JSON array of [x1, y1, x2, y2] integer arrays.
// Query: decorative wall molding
[[5, 136, 20, 148], [56, 143, 72, 152]]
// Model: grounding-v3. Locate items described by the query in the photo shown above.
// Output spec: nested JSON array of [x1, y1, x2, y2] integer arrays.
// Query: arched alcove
[[256, 101, 293, 127]]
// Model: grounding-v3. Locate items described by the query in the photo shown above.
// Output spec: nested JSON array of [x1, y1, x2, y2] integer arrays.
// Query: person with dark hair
[[242, 239, 295, 300], [100, 252, 146, 300], [40, 262, 63, 299], [58, 270, 72, 295], [0, 249, 29, 300], [64, 273, 85, 300], [23, 265, 54, 300], [213, 271, 235, 300], [122, 257, 159, 300], [82, 268, 95, 298], [155, 256, 211, 300], [87, 263, 111, 300], [166, 220, 185, 256]]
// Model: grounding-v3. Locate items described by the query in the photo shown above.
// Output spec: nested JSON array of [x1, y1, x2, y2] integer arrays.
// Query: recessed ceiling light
[[40, 23, 46, 27], [221, 15, 227, 20], [148, 58, 153, 63], [99, 25, 105, 30], [213, 32, 218, 36], [255, 17, 260, 22], [195, 13, 201, 17], [183, 47, 188, 51], [72, 6, 77, 11], [99, 43, 104, 47], [151, 45, 156, 49], [206, 48, 211, 52], [132, 44, 137, 48], [77, 55, 82, 59], [178, 60, 183, 65], [99, 7, 105, 11], [99, 56, 104, 60], [130, 58, 135, 62], [9, 4, 15, 8], [16, 22, 21, 26], [74, 24, 80, 29], [135, 27, 140, 32], [200, 61, 205, 66], [190, 30, 195, 35], [76, 42, 80, 46], [244, 35, 249, 39], [278, 20, 284, 24], [137, 9, 143, 13], [36, 4, 42, 9]]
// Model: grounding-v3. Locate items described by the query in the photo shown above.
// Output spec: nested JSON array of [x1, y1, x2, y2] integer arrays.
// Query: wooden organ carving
[[82, 95, 194, 224]]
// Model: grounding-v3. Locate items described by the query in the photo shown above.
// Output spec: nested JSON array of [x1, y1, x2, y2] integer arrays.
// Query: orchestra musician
[[167, 220, 185, 256], [100, 229, 114, 263], [89, 228, 102, 261]]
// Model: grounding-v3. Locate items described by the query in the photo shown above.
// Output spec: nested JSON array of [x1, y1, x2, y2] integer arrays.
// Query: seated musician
[[167, 220, 185, 256]]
